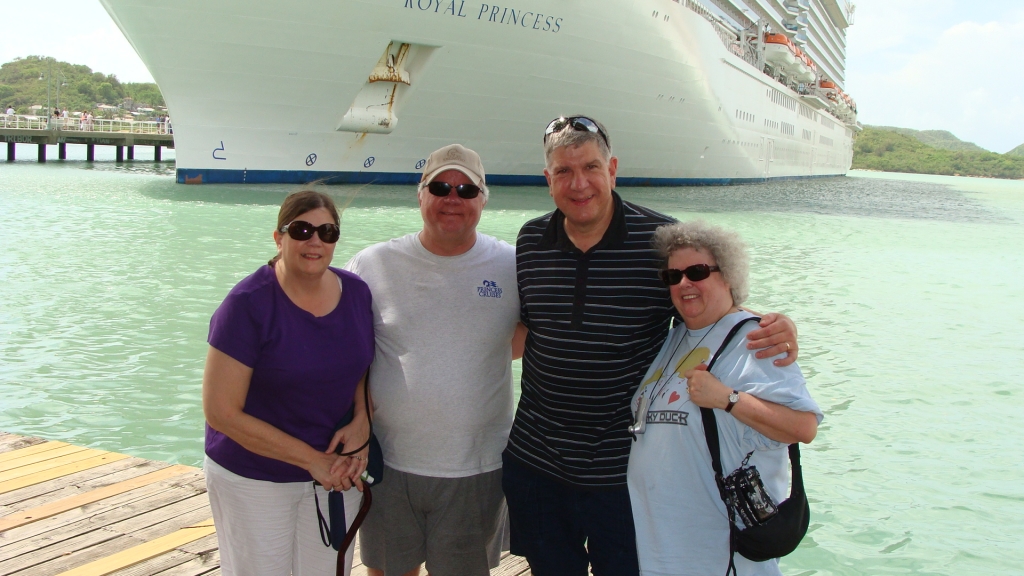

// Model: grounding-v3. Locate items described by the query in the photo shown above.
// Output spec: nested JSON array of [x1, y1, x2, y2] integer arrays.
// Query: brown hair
[[268, 190, 341, 267]]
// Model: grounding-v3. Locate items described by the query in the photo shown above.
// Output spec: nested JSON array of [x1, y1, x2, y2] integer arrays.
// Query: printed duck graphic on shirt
[[635, 346, 711, 426]]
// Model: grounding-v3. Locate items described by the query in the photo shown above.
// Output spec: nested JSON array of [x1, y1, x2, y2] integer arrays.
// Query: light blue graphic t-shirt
[[627, 310, 822, 576]]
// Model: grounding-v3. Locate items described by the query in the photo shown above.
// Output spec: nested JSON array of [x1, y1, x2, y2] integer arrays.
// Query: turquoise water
[[1, 160, 1022, 574]]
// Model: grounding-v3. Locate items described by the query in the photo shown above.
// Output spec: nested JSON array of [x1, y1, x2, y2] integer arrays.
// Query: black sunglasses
[[543, 116, 610, 148], [659, 264, 721, 286], [426, 181, 482, 199], [280, 220, 341, 243]]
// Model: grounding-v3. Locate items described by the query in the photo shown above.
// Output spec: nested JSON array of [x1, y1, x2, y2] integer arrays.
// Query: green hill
[[853, 127, 1024, 179], [0, 56, 163, 117], [867, 125, 989, 152], [1006, 144, 1024, 157]]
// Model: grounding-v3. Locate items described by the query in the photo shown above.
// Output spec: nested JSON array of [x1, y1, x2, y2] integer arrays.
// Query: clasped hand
[[309, 417, 370, 492]]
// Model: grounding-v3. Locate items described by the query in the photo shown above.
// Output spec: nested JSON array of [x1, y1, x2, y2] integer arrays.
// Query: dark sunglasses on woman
[[659, 264, 721, 286], [543, 116, 611, 148], [280, 220, 341, 243], [426, 181, 482, 199]]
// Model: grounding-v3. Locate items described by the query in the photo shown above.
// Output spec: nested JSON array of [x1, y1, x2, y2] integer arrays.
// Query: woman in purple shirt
[[202, 190, 375, 575]]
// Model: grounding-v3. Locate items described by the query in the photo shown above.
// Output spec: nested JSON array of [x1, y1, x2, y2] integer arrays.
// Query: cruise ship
[[100, 0, 858, 185]]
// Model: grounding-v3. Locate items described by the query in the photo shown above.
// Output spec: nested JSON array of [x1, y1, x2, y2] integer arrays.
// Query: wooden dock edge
[[0, 432, 533, 576]]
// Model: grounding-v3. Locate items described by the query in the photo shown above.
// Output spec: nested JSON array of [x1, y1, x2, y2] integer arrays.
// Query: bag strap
[[697, 316, 759, 576], [335, 486, 373, 576], [700, 316, 761, 488], [337, 373, 374, 457]]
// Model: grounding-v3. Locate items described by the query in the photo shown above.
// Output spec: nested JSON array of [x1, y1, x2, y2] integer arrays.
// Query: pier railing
[[1, 114, 170, 135]]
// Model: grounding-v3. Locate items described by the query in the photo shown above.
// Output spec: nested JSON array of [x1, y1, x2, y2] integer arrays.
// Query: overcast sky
[[2, 1, 1021, 152]]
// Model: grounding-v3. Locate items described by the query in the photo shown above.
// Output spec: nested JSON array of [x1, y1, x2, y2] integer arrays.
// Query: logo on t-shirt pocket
[[477, 280, 502, 298]]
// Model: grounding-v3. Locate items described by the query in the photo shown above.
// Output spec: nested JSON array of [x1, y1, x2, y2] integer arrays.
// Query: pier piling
[[1, 117, 173, 168]]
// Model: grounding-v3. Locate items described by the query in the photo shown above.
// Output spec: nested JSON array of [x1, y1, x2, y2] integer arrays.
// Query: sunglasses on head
[[426, 181, 482, 199], [279, 220, 341, 243], [543, 116, 610, 148], [659, 264, 721, 286]]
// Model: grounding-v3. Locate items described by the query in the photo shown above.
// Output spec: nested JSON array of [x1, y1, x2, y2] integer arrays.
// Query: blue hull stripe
[[176, 169, 844, 187]]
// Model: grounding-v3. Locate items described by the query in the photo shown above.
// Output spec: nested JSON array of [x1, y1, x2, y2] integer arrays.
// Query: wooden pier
[[0, 432, 532, 576]]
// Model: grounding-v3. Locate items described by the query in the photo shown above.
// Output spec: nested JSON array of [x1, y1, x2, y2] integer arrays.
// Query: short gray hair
[[652, 220, 749, 306], [543, 117, 612, 167]]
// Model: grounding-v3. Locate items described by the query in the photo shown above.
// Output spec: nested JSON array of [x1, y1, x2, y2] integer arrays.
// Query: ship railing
[[1, 114, 169, 134], [672, 0, 746, 60]]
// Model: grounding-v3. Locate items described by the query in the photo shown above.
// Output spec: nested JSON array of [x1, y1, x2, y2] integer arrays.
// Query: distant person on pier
[[344, 144, 524, 576], [203, 190, 374, 576], [502, 116, 800, 576], [5, 106, 13, 115]]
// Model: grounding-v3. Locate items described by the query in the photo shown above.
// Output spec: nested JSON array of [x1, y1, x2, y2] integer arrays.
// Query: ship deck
[[0, 432, 533, 576]]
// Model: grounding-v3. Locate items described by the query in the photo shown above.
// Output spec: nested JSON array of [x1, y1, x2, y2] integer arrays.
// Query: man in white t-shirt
[[345, 144, 524, 576]]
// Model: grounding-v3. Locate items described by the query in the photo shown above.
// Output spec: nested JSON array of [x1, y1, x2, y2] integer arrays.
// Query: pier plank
[[0, 493, 212, 575], [0, 444, 92, 473], [0, 441, 70, 465], [0, 465, 194, 532], [490, 553, 532, 576], [105, 534, 219, 576], [148, 550, 219, 576], [0, 432, 532, 576], [0, 474, 207, 555], [55, 519, 216, 576], [0, 435, 45, 454], [0, 458, 158, 508], [0, 453, 131, 495], [0, 449, 112, 483]]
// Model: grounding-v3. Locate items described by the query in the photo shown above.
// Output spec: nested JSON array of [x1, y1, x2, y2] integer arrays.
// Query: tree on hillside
[[0, 56, 164, 116], [853, 127, 1024, 179]]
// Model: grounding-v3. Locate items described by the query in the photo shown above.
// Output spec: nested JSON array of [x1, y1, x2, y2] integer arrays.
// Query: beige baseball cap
[[419, 144, 487, 198]]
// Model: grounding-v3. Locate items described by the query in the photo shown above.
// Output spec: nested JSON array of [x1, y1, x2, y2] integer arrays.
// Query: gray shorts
[[358, 466, 508, 576]]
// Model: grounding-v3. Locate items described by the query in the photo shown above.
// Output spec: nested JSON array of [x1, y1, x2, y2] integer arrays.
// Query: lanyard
[[630, 317, 723, 437]]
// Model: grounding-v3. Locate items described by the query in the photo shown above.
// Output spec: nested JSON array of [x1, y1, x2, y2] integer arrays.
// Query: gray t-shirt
[[627, 310, 823, 576], [345, 232, 519, 477]]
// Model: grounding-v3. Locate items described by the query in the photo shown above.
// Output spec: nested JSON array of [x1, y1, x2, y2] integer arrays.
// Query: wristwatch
[[725, 390, 740, 413]]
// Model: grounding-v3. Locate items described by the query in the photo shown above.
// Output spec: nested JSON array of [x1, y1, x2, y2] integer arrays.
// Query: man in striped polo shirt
[[502, 116, 799, 575]]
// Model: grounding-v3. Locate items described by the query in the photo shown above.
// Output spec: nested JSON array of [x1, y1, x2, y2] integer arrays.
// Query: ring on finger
[[785, 342, 791, 351]]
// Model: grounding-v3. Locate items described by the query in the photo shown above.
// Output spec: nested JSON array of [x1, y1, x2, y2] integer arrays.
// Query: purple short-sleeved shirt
[[205, 265, 374, 483]]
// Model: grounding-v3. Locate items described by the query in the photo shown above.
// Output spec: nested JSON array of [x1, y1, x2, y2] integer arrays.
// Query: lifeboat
[[764, 33, 797, 67]]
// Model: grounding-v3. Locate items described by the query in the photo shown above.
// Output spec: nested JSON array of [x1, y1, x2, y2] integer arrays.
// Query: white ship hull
[[101, 0, 855, 185]]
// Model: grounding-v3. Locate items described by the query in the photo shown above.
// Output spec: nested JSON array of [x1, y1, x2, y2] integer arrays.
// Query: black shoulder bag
[[313, 376, 384, 575], [700, 317, 810, 576]]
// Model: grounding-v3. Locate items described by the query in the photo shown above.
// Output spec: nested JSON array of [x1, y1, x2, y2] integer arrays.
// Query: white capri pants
[[206, 456, 363, 576]]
